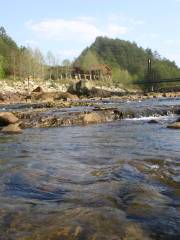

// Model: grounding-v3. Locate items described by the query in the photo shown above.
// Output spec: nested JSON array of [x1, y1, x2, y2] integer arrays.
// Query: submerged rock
[[1, 123, 22, 134], [148, 119, 159, 124], [122, 222, 151, 240], [0, 112, 19, 126]]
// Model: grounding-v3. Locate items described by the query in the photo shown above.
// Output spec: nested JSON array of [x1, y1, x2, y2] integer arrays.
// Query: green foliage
[[82, 50, 99, 71], [112, 67, 134, 87], [74, 49, 100, 71]]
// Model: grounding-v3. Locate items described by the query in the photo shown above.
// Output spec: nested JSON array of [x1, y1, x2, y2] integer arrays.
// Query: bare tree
[[46, 51, 56, 80]]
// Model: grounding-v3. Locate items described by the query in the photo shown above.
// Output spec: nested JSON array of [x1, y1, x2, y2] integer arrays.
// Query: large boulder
[[32, 86, 43, 93], [1, 123, 22, 134], [0, 93, 5, 102], [0, 112, 19, 126], [167, 122, 180, 129], [167, 117, 180, 129], [89, 87, 112, 98], [68, 80, 94, 96], [31, 92, 55, 102], [75, 80, 93, 91], [7, 92, 27, 103], [54, 92, 79, 101], [83, 112, 106, 124]]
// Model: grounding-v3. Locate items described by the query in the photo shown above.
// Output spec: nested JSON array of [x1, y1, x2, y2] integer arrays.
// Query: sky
[[0, 0, 180, 66]]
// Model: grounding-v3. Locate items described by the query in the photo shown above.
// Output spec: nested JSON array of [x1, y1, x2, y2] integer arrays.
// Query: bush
[[112, 67, 134, 87]]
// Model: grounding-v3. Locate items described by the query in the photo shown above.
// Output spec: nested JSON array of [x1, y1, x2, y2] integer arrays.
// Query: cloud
[[107, 23, 128, 37], [140, 33, 159, 40], [26, 18, 128, 43], [134, 20, 145, 25], [26, 19, 101, 42], [108, 14, 145, 26]]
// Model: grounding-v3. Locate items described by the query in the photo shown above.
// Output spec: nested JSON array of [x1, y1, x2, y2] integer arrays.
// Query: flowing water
[[0, 98, 180, 240]]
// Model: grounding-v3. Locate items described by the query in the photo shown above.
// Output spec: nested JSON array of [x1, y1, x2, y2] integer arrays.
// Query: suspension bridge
[[133, 59, 180, 87]]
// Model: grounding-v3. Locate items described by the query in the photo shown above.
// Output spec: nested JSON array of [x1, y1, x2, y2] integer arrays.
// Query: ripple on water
[[4, 173, 67, 203]]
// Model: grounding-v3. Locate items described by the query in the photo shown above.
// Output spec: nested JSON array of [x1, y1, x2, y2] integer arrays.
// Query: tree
[[32, 48, 45, 79], [46, 51, 55, 66], [112, 67, 133, 87], [80, 50, 99, 71], [0, 26, 6, 37], [46, 51, 56, 80], [10, 50, 17, 80]]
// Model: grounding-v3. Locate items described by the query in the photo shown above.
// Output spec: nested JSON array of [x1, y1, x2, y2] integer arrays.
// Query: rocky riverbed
[[0, 97, 180, 132], [0, 84, 180, 132]]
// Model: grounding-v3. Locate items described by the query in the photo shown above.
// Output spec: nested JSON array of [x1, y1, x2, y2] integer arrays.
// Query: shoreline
[[0, 78, 180, 105], [0, 88, 180, 106]]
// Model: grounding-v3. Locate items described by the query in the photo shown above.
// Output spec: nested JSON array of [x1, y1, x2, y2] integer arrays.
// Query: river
[[0, 98, 180, 240]]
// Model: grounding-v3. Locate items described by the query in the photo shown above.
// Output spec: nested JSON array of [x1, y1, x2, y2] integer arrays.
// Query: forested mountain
[[75, 36, 180, 86]]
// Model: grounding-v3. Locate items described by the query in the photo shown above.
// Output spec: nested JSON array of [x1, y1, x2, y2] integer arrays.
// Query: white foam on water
[[0, 107, 6, 111], [124, 114, 177, 121], [149, 164, 159, 170]]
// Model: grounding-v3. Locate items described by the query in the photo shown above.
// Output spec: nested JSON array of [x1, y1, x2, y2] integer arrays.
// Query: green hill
[[74, 36, 180, 87]]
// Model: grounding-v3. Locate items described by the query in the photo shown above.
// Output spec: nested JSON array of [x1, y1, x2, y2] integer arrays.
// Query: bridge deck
[[133, 77, 180, 85]]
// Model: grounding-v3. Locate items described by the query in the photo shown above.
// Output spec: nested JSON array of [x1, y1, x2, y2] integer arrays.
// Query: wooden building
[[47, 64, 112, 81]]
